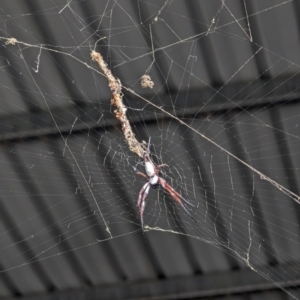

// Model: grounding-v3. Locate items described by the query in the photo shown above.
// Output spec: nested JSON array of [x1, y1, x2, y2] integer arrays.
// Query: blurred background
[[1, 1, 300, 299]]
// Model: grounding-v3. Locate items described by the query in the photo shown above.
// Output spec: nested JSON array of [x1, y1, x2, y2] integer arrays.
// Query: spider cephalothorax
[[136, 138, 196, 228]]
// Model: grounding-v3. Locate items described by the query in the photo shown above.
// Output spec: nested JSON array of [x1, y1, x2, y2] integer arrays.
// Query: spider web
[[0, 0, 300, 298]]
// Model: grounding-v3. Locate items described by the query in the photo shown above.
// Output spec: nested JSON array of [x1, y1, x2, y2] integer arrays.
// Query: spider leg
[[158, 178, 197, 223], [137, 181, 151, 228], [156, 163, 168, 170], [146, 137, 151, 155], [145, 137, 167, 170], [178, 195, 197, 208], [136, 171, 148, 180]]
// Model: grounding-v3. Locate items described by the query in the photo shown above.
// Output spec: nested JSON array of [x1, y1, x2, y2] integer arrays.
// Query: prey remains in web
[[91, 50, 145, 158]]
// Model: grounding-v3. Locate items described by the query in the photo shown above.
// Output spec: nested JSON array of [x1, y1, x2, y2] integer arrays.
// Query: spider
[[136, 138, 196, 228]]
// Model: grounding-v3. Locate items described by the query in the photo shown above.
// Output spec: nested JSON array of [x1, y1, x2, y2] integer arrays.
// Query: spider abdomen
[[145, 161, 155, 177]]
